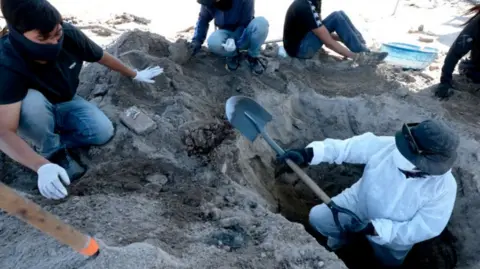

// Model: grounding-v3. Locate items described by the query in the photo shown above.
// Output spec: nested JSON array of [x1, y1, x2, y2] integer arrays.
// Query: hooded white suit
[[307, 132, 457, 265]]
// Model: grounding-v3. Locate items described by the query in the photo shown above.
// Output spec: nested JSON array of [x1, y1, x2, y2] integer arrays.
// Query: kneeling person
[[283, 0, 387, 65], [277, 119, 459, 267], [190, 0, 269, 74], [0, 0, 162, 200]]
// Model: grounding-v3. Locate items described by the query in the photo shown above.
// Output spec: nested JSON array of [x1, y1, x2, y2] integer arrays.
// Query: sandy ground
[[1, 0, 480, 269]]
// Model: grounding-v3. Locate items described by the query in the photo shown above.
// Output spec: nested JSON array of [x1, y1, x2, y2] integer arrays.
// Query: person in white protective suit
[[276, 119, 459, 267]]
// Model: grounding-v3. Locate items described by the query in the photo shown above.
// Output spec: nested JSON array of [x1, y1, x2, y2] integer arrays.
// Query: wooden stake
[[0, 182, 99, 256]]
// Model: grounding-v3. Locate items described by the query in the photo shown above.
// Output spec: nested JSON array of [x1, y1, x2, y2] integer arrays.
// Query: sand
[[1, 0, 480, 268]]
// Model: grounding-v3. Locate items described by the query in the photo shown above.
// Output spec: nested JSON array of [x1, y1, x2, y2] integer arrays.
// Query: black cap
[[395, 119, 460, 175]]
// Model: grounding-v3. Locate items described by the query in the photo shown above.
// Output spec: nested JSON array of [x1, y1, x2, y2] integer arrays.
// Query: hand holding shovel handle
[[0, 182, 99, 256]]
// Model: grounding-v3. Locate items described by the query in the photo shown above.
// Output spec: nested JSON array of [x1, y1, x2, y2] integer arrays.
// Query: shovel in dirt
[[225, 96, 364, 232]]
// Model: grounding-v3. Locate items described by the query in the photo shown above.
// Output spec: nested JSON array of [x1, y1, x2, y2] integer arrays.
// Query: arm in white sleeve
[[371, 177, 457, 246], [306, 132, 394, 165]]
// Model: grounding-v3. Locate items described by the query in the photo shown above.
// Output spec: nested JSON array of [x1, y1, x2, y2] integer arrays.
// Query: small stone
[[219, 217, 243, 228], [91, 28, 113, 37], [396, 87, 409, 98], [418, 36, 434, 43], [92, 84, 109, 96], [221, 162, 227, 174], [429, 65, 439, 71], [89, 96, 103, 106], [261, 252, 267, 258], [209, 208, 222, 220], [402, 73, 416, 83], [262, 43, 279, 58], [266, 60, 280, 74], [418, 24, 424, 32], [146, 174, 168, 186], [120, 106, 157, 135], [123, 183, 142, 191], [317, 261, 325, 268]]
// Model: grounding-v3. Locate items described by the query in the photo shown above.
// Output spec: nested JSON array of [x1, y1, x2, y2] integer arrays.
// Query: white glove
[[37, 163, 70, 200], [133, 66, 163, 83], [222, 38, 236, 52]]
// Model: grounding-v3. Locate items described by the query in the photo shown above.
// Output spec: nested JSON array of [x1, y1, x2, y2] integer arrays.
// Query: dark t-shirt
[[0, 22, 103, 105], [283, 0, 323, 57]]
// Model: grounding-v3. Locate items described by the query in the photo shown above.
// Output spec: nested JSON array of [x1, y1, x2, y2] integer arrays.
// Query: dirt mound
[[1, 30, 480, 269]]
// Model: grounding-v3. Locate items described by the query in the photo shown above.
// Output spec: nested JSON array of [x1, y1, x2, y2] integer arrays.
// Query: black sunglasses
[[402, 123, 437, 156]]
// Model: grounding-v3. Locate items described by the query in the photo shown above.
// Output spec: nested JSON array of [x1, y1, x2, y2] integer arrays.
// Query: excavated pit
[[1, 30, 480, 269]]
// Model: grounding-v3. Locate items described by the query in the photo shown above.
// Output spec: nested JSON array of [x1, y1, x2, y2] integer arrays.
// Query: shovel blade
[[225, 96, 273, 142]]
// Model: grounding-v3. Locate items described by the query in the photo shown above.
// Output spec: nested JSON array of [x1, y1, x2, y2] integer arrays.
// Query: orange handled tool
[[0, 182, 100, 256]]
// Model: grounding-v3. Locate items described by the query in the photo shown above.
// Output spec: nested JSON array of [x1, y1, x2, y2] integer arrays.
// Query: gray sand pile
[[1, 30, 480, 269]]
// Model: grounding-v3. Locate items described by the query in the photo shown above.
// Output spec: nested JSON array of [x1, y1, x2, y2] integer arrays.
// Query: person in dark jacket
[[436, 5, 480, 99], [283, 0, 387, 65], [189, 0, 269, 75]]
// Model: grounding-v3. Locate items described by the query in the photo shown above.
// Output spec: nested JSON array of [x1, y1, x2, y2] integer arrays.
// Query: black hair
[[1, 0, 62, 37], [464, 4, 480, 25]]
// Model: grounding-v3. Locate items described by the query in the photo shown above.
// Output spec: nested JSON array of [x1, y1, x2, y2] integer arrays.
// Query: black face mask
[[7, 25, 64, 62], [214, 0, 233, 11]]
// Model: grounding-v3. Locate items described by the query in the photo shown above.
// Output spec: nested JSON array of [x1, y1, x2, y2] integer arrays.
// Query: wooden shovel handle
[[285, 159, 332, 204], [0, 182, 99, 256]]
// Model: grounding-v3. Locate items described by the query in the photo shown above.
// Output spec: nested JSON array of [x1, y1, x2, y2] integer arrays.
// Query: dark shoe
[[49, 148, 86, 182], [355, 51, 388, 66], [435, 83, 454, 100], [225, 54, 241, 71], [247, 55, 266, 75]]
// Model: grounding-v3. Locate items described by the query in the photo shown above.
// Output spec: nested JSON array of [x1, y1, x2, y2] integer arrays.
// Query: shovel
[[225, 96, 364, 232]]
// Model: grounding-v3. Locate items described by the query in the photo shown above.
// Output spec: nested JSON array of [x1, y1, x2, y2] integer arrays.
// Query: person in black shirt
[[0, 0, 163, 200], [436, 5, 480, 99], [283, 0, 387, 65]]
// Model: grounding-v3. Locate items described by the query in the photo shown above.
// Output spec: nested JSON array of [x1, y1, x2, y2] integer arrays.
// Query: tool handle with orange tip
[[0, 182, 100, 256]]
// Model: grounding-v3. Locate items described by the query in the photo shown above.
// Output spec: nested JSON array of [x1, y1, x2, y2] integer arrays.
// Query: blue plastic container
[[380, 42, 438, 70]]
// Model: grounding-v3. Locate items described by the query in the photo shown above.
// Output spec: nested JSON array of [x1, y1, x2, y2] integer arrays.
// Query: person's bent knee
[[21, 89, 51, 115], [251, 16, 269, 35], [252, 16, 269, 30], [309, 204, 331, 233], [337, 10, 347, 17], [90, 118, 114, 145], [19, 90, 55, 141]]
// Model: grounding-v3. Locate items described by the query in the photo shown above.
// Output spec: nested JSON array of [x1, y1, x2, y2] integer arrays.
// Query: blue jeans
[[297, 11, 368, 59], [18, 89, 114, 158], [309, 193, 411, 267], [207, 16, 269, 58]]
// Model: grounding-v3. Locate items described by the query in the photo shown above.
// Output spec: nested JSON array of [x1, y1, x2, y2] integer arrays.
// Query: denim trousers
[[18, 89, 114, 158], [207, 16, 269, 58], [297, 10, 368, 59], [308, 191, 411, 267]]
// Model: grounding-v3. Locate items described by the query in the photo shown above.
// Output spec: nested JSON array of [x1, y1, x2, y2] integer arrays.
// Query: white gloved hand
[[37, 163, 70, 200], [222, 38, 236, 52], [133, 66, 164, 83]]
